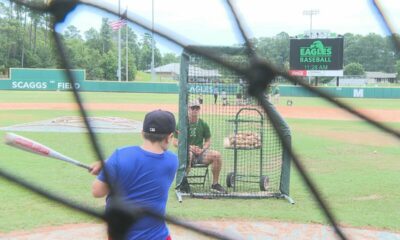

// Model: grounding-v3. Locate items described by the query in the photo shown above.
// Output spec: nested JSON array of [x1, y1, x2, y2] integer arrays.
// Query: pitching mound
[[0, 116, 142, 133]]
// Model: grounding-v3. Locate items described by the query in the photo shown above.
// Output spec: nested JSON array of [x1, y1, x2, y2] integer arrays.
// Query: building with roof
[[329, 71, 398, 86], [365, 72, 397, 83]]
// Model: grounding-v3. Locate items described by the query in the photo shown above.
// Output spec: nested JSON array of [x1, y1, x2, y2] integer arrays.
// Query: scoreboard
[[289, 38, 344, 77]]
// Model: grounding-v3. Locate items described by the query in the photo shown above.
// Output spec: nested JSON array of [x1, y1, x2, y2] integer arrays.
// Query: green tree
[[344, 33, 396, 72], [85, 28, 102, 52], [64, 35, 87, 68], [99, 18, 113, 54], [395, 60, 400, 80], [100, 51, 118, 80], [64, 25, 81, 40], [138, 33, 161, 70], [253, 32, 290, 70], [85, 48, 104, 80], [344, 62, 365, 75], [343, 33, 363, 66], [161, 53, 180, 65]]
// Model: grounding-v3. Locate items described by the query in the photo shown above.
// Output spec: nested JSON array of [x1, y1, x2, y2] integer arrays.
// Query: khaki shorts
[[191, 149, 209, 166]]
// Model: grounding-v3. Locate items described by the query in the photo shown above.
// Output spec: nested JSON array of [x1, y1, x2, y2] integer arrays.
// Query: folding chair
[[186, 163, 209, 187]]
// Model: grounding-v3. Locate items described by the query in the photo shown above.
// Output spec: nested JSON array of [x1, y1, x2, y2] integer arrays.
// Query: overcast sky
[[58, 0, 399, 54]]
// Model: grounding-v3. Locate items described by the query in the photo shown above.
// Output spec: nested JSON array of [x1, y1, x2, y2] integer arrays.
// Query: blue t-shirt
[[97, 146, 178, 240]]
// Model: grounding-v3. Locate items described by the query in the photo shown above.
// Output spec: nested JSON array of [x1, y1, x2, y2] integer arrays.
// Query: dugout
[[175, 46, 293, 203]]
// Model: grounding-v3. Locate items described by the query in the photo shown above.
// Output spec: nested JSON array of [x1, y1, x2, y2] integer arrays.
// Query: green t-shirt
[[175, 118, 211, 148]]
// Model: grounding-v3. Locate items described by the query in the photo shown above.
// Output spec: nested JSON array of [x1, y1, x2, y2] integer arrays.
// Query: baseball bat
[[4, 132, 92, 171]]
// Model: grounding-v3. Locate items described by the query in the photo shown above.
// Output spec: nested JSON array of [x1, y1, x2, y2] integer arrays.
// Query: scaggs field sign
[[289, 38, 344, 77]]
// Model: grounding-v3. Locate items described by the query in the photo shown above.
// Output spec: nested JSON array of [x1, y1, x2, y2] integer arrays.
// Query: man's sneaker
[[211, 183, 227, 194]]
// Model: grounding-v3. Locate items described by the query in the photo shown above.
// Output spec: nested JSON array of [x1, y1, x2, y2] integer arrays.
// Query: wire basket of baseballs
[[224, 131, 261, 149]]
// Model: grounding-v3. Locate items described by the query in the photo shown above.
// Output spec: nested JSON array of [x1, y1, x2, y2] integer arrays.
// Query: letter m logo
[[353, 89, 364, 98]]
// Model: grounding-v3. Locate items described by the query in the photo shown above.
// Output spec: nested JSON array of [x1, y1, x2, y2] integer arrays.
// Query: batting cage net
[[175, 47, 292, 200]]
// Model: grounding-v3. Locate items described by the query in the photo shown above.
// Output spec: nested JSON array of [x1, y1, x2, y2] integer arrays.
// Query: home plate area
[[0, 221, 399, 240]]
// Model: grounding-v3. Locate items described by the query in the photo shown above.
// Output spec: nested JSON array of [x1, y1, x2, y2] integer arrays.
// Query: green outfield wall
[[279, 85, 400, 99], [0, 68, 399, 98], [0, 68, 179, 93]]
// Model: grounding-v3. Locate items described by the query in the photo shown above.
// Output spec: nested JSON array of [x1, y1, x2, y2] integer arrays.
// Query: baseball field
[[0, 90, 399, 236]]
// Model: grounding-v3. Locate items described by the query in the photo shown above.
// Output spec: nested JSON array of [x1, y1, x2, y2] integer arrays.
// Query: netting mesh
[[1, 1, 399, 240], [183, 51, 285, 198]]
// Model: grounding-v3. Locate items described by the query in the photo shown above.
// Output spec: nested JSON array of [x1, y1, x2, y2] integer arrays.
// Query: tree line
[[0, 1, 179, 81], [1, 1, 399, 81]]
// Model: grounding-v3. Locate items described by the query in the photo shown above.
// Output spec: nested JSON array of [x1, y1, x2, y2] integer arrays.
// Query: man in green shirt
[[174, 100, 226, 194]]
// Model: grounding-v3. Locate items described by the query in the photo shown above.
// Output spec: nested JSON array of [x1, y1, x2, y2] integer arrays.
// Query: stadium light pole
[[303, 9, 319, 85], [125, 5, 129, 82], [151, 0, 156, 81], [303, 9, 319, 38], [117, 0, 121, 82]]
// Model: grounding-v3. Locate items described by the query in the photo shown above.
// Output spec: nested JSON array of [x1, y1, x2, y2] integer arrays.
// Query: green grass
[[135, 71, 152, 82], [2, 90, 400, 109], [0, 92, 399, 233], [0, 90, 178, 104]]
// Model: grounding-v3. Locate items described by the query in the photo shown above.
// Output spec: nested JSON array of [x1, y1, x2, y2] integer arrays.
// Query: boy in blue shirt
[[91, 110, 178, 240]]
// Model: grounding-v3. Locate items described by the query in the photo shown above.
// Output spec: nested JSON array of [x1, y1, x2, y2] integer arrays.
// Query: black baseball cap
[[143, 110, 176, 134]]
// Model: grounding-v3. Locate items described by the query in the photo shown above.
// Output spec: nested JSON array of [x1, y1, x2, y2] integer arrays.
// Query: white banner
[[306, 70, 343, 77]]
